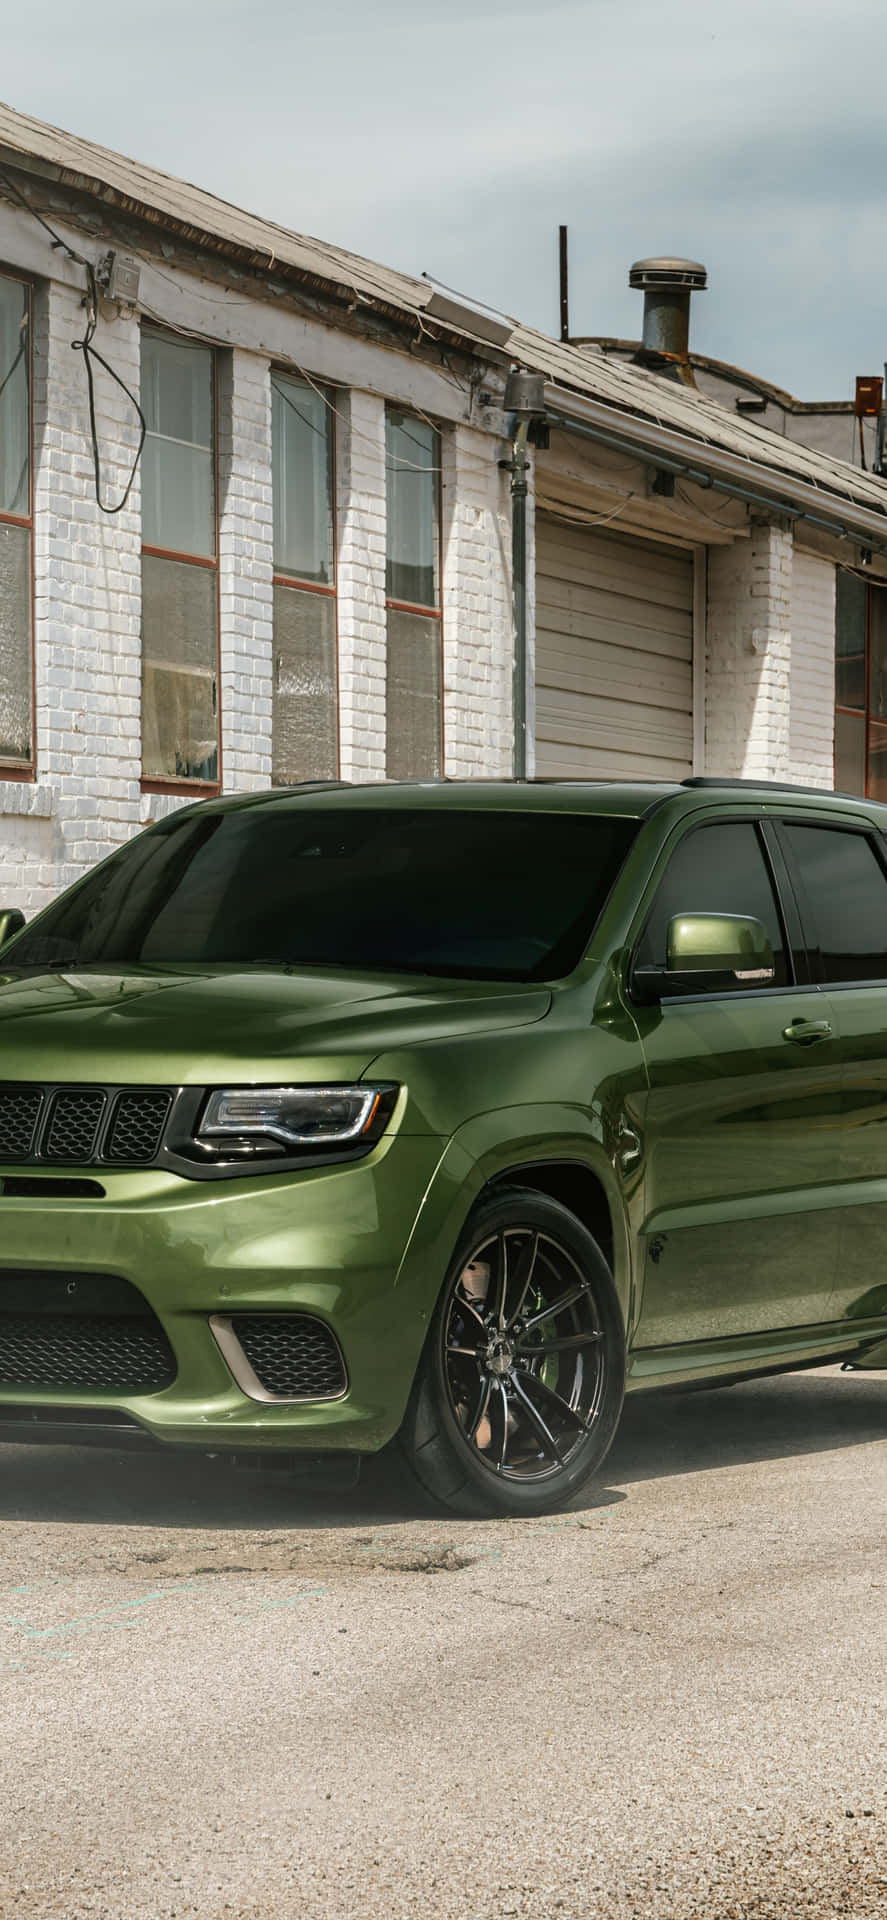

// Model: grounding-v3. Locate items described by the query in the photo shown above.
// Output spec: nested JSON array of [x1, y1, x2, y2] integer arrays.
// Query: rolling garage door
[[534, 517, 695, 779]]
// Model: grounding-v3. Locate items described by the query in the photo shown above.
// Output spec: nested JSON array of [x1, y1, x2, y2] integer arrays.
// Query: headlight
[[196, 1085, 396, 1155]]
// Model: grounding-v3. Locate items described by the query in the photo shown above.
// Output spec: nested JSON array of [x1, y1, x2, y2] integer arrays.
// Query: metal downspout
[[511, 418, 531, 779]]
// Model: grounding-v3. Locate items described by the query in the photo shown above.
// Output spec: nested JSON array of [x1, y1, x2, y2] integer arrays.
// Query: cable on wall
[[0, 168, 146, 515]]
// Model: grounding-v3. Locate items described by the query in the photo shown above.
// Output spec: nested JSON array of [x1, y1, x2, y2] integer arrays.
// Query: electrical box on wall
[[98, 251, 141, 307]]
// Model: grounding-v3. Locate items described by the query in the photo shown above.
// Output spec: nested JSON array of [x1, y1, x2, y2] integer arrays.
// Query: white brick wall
[[706, 519, 793, 779], [789, 549, 835, 787], [335, 390, 387, 781], [442, 425, 513, 777], [26, 279, 143, 912], [218, 349, 274, 790]]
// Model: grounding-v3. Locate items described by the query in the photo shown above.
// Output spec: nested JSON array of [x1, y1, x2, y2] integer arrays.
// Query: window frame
[[834, 569, 887, 800], [626, 811, 805, 1005], [270, 367, 340, 783], [0, 264, 34, 782], [771, 812, 887, 990], [384, 406, 444, 776], [139, 325, 221, 798]]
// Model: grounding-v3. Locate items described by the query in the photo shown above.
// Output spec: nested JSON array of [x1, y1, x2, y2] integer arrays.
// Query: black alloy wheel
[[400, 1187, 625, 1517]]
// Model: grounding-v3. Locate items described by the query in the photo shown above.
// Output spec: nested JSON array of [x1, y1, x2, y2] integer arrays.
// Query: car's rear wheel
[[399, 1187, 625, 1517]]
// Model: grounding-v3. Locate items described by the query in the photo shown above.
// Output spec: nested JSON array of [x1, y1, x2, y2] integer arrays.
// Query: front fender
[[392, 1104, 635, 1373]]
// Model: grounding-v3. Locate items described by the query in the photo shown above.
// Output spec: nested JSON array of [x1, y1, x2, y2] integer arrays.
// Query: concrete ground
[[0, 1363, 886, 1920]]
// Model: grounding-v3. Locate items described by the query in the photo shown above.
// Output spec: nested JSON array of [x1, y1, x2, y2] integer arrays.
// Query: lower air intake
[[229, 1314, 346, 1400], [0, 1314, 176, 1394]]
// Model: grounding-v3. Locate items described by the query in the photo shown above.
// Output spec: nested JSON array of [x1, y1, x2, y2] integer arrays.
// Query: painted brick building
[[1, 102, 887, 915]]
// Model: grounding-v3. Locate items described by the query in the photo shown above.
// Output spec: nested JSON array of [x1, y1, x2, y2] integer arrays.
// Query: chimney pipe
[[629, 257, 707, 382]]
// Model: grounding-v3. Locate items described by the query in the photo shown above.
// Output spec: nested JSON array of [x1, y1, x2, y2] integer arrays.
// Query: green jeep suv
[[1, 775, 886, 1516]]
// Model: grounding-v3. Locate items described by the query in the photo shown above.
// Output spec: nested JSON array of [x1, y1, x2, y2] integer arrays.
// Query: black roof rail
[[682, 776, 844, 799]]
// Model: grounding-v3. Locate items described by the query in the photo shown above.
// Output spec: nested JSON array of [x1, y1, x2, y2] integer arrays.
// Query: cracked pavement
[[1, 1363, 886, 1918]]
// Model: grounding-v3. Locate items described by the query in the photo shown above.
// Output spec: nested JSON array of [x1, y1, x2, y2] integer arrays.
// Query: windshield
[[8, 805, 638, 983]]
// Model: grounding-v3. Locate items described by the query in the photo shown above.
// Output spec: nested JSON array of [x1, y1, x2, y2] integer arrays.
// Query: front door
[[626, 815, 843, 1349]]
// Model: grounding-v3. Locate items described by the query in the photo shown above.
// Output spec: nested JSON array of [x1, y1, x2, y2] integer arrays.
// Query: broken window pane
[[386, 607, 441, 779], [142, 554, 218, 783], [272, 375, 334, 584], [272, 585, 338, 784], [0, 521, 31, 764], [0, 275, 29, 519]]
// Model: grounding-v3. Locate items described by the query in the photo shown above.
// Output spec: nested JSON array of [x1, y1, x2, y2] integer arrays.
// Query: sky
[[3, 0, 885, 398]]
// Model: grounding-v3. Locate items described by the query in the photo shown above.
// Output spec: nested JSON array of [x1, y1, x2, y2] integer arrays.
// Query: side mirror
[[633, 912, 775, 1002], [0, 908, 26, 950]]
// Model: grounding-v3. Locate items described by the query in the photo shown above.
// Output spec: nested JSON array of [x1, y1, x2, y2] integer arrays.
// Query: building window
[[834, 569, 887, 800], [140, 328, 219, 788], [385, 409, 441, 778], [271, 373, 338, 783], [0, 271, 32, 774]]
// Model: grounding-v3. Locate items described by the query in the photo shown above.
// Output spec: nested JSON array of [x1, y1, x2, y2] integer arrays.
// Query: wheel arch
[[485, 1159, 616, 1277]]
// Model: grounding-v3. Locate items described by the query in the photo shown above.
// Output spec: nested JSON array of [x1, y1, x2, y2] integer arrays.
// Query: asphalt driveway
[[1, 1364, 885, 1919]]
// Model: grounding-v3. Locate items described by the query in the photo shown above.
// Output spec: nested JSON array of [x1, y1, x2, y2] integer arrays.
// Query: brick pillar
[[217, 348, 274, 791], [706, 518, 793, 779], [789, 549, 835, 788], [31, 278, 142, 894], [335, 389, 387, 781], [441, 424, 513, 777]]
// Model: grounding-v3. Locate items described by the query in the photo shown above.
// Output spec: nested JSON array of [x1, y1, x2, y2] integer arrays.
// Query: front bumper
[[0, 1130, 449, 1454]]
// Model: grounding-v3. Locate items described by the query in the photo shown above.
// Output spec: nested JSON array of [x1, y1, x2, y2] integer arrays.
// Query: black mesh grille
[[0, 1085, 176, 1169], [43, 1091, 107, 1163], [105, 1092, 172, 1164], [0, 1314, 176, 1392], [0, 1090, 44, 1160], [230, 1314, 346, 1399]]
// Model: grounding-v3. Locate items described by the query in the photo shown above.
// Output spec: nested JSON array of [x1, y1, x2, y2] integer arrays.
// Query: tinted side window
[[780, 823, 887, 983], [635, 821, 788, 989]]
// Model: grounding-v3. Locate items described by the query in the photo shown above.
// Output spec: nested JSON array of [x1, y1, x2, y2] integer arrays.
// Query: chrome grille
[[43, 1090, 107, 1163]]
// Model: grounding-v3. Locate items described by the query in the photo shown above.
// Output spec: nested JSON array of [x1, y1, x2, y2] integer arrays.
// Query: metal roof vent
[[629, 257, 707, 383]]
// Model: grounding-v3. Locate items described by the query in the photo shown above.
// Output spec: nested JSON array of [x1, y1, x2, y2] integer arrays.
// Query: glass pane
[[867, 719, 887, 802], [835, 569, 866, 711], [0, 521, 31, 763], [835, 708, 866, 795], [272, 376, 333, 583], [142, 554, 218, 782], [386, 411, 439, 607], [781, 823, 887, 983], [634, 822, 789, 988], [0, 275, 29, 517], [386, 607, 441, 779], [869, 586, 887, 721], [141, 331, 214, 556], [272, 584, 338, 783], [12, 806, 639, 982]]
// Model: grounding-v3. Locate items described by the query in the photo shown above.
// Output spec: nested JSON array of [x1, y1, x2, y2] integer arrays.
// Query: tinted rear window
[[10, 807, 639, 982], [780, 822, 887, 983]]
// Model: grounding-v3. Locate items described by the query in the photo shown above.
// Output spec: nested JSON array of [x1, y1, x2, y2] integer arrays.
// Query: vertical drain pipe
[[503, 370, 548, 779]]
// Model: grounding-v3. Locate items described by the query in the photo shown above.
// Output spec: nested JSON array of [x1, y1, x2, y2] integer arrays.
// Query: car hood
[[0, 963, 551, 1084]]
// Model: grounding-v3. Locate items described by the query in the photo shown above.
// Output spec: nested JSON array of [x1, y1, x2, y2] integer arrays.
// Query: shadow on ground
[[0, 1366, 884, 1532]]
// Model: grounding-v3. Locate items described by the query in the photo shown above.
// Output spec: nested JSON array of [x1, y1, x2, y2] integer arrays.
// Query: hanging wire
[[0, 167, 146, 514]]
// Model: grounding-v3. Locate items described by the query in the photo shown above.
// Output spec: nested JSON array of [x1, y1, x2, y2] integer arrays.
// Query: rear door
[[626, 813, 843, 1349], [773, 815, 887, 1325]]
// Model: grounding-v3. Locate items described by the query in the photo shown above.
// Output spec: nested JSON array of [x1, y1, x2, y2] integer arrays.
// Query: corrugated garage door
[[534, 517, 695, 779]]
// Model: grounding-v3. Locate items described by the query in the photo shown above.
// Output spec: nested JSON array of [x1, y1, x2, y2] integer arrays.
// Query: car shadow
[[0, 1366, 883, 1532]]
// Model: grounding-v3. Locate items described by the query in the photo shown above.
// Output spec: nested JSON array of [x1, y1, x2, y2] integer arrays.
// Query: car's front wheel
[[399, 1187, 626, 1517]]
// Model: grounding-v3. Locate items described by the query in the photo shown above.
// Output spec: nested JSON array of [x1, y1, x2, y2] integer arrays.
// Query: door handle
[[782, 1018, 832, 1045]]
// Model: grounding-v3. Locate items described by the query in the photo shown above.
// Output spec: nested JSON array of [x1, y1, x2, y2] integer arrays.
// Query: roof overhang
[[544, 383, 887, 553]]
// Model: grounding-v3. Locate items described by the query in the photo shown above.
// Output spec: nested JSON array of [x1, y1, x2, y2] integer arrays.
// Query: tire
[[398, 1186, 626, 1518]]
